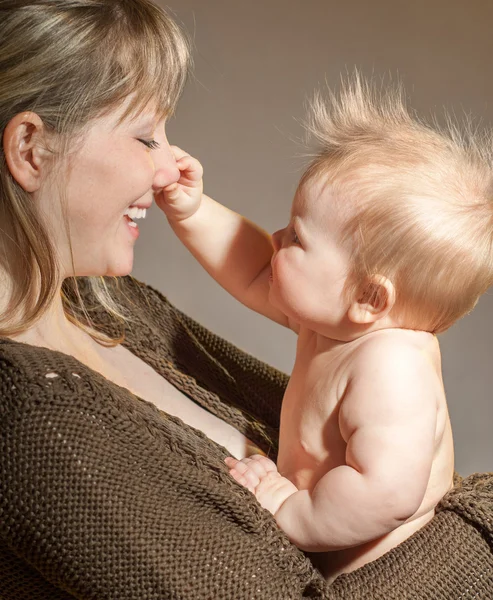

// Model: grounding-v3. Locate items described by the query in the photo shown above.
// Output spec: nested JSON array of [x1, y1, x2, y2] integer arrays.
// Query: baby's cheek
[[272, 262, 302, 313], [276, 255, 302, 293]]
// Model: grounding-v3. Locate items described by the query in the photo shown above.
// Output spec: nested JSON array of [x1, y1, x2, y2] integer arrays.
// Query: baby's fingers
[[177, 155, 203, 183], [225, 455, 277, 493], [229, 468, 256, 494], [249, 454, 278, 473], [230, 459, 262, 489], [170, 145, 203, 183], [225, 457, 254, 490], [169, 145, 189, 161]]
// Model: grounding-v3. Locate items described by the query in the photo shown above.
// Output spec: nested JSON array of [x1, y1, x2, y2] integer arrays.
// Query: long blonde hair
[[300, 72, 493, 333], [0, 0, 190, 344]]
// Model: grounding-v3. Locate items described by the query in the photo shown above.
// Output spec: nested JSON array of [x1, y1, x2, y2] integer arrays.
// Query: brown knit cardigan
[[0, 275, 492, 599]]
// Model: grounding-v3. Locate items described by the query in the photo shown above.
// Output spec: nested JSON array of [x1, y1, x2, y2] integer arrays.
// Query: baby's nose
[[271, 229, 283, 251]]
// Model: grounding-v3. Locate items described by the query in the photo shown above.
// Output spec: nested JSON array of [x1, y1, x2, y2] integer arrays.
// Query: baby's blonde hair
[[299, 73, 493, 333]]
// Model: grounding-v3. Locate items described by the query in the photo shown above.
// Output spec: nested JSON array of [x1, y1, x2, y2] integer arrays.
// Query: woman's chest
[[84, 343, 261, 459], [92, 342, 195, 413]]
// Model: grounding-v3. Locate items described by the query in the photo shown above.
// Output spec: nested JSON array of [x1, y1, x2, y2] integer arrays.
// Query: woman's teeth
[[123, 207, 147, 220]]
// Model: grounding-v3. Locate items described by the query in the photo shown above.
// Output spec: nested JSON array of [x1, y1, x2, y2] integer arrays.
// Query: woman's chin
[[106, 257, 134, 277], [72, 254, 134, 278], [100, 232, 137, 277]]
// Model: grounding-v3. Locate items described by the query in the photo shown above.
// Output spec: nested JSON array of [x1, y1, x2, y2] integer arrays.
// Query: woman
[[0, 1, 491, 599]]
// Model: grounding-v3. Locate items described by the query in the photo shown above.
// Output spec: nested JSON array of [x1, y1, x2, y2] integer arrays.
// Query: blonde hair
[[300, 73, 493, 333], [0, 0, 190, 344]]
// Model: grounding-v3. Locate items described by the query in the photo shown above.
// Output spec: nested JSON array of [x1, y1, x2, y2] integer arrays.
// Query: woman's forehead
[[123, 96, 164, 124], [98, 97, 164, 131]]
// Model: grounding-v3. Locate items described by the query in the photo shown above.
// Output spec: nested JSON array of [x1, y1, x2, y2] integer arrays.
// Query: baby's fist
[[155, 146, 204, 222]]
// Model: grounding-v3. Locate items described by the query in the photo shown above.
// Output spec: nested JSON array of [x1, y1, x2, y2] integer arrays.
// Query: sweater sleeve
[[0, 348, 325, 600]]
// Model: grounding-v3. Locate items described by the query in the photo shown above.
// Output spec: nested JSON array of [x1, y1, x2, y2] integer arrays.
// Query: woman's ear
[[3, 111, 52, 192], [347, 275, 396, 324]]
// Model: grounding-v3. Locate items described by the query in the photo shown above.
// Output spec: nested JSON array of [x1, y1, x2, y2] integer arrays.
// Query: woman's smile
[[123, 213, 141, 240]]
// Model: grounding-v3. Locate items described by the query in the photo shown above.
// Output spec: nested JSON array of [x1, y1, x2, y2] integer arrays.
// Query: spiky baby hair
[[299, 72, 493, 333]]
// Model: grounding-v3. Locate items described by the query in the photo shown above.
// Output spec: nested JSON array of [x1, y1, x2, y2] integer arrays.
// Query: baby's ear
[[347, 275, 396, 324]]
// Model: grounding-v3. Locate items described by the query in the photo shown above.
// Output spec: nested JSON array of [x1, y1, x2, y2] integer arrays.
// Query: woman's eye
[[138, 138, 160, 150]]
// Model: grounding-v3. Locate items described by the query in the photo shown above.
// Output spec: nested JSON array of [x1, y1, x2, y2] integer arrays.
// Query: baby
[[158, 75, 493, 580]]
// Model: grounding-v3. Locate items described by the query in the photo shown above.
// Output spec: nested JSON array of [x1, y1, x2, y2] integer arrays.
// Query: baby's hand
[[155, 146, 204, 222], [225, 454, 298, 516]]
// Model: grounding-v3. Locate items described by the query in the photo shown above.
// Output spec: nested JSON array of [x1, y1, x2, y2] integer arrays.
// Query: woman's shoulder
[[0, 335, 118, 424], [0, 332, 170, 439]]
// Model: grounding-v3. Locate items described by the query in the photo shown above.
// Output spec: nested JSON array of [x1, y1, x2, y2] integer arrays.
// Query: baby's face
[[268, 177, 353, 336]]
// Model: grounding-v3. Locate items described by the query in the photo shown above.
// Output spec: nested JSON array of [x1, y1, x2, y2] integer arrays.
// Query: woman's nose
[[271, 229, 284, 251], [152, 142, 180, 191]]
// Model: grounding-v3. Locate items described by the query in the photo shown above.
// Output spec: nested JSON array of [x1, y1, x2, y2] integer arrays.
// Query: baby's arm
[[157, 147, 291, 327], [227, 342, 439, 552]]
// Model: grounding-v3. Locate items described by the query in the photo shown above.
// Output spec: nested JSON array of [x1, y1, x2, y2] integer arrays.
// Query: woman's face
[[39, 101, 180, 278]]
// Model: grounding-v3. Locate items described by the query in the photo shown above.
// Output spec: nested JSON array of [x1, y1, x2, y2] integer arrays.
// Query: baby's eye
[[292, 230, 301, 245], [138, 138, 160, 150]]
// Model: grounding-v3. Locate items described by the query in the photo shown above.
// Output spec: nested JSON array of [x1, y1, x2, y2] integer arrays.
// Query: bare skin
[[2, 103, 261, 461], [227, 327, 454, 580], [158, 148, 455, 580], [11, 325, 262, 460], [2, 104, 456, 580]]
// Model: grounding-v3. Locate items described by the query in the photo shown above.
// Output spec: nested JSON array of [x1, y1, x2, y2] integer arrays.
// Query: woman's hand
[[225, 454, 299, 516], [155, 146, 204, 222]]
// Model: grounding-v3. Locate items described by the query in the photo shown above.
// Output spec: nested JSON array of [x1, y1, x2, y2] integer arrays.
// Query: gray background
[[133, 0, 493, 476]]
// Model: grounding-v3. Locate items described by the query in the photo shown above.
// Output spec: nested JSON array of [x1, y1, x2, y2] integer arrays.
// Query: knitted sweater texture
[[0, 275, 492, 599]]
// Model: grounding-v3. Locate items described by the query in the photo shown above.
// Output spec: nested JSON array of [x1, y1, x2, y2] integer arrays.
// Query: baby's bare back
[[277, 327, 454, 580]]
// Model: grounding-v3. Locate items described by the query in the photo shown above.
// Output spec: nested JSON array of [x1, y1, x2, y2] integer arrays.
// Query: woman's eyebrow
[[141, 120, 157, 131]]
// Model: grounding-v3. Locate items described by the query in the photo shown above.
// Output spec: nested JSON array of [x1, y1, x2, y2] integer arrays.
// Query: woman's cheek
[[122, 152, 155, 196], [136, 150, 156, 183]]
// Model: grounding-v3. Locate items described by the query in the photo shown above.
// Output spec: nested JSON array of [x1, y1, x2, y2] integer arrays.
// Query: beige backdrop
[[133, 0, 493, 475]]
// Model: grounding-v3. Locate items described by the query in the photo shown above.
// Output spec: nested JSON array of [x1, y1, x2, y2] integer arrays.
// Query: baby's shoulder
[[349, 328, 441, 381], [354, 327, 438, 359], [341, 329, 443, 418]]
